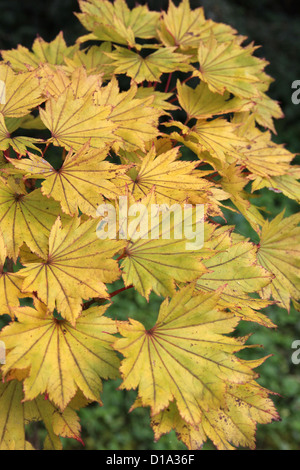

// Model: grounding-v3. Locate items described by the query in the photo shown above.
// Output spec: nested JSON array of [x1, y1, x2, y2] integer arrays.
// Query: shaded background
[[0, 0, 299, 450]]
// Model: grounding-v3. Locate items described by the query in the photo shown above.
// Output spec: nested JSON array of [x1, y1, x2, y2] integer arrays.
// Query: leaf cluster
[[0, 0, 299, 450]]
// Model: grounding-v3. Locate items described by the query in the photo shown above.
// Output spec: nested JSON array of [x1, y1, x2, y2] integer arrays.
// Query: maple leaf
[[117, 191, 208, 299], [164, 119, 244, 164], [135, 87, 177, 112], [114, 285, 257, 427], [194, 227, 274, 327], [0, 375, 86, 449], [251, 90, 284, 134], [63, 43, 115, 79], [150, 380, 279, 450], [0, 63, 45, 118], [257, 212, 300, 311], [0, 114, 43, 156], [94, 77, 161, 151], [0, 0, 296, 451], [106, 46, 191, 83], [19, 217, 125, 324], [219, 164, 266, 233], [1, 32, 79, 72], [39, 86, 117, 151], [193, 36, 265, 98], [250, 167, 300, 203], [0, 378, 36, 450], [0, 176, 66, 261], [39, 65, 103, 101], [0, 229, 24, 317], [234, 121, 295, 178], [157, 0, 206, 48], [116, 145, 213, 204], [176, 80, 253, 121], [9, 143, 129, 217], [0, 300, 120, 411], [76, 0, 160, 47]]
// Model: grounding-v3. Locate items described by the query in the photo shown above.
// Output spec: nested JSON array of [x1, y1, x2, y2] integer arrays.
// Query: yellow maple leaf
[[0, 176, 67, 261], [106, 46, 191, 83], [164, 119, 244, 163], [232, 113, 296, 178], [9, 142, 129, 217], [0, 300, 120, 411], [0, 63, 45, 118], [257, 212, 300, 311], [220, 164, 267, 232], [94, 77, 161, 151], [177, 80, 253, 120], [250, 166, 300, 203], [19, 217, 125, 324], [39, 86, 117, 151], [0, 114, 43, 156], [150, 380, 279, 450], [194, 226, 274, 327], [1, 32, 79, 72], [0, 229, 24, 317], [76, 0, 160, 47], [0, 375, 86, 449], [114, 285, 256, 426], [63, 43, 115, 79], [117, 191, 208, 299], [193, 36, 265, 98], [116, 145, 213, 204], [157, 0, 206, 48]]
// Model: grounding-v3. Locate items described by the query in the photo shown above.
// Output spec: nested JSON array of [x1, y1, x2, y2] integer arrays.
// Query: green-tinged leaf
[[0, 300, 120, 411], [0, 176, 66, 261], [63, 43, 115, 79], [114, 285, 256, 426], [118, 191, 208, 299], [1, 32, 79, 71], [157, 0, 206, 48], [0, 114, 43, 156], [194, 227, 274, 327], [257, 212, 300, 311], [0, 229, 24, 317], [106, 46, 191, 83], [177, 81, 253, 120], [193, 36, 265, 98], [76, 0, 160, 47], [0, 375, 85, 450], [250, 168, 300, 203]]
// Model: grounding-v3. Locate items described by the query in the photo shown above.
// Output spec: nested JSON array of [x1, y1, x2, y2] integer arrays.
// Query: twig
[[165, 73, 173, 93], [110, 284, 134, 298]]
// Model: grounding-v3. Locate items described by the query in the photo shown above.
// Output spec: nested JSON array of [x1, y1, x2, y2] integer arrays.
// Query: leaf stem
[[165, 73, 173, 93], [42, 142, 50, 157], [110, 284, 134, 298], [169, 74, 193, 94]]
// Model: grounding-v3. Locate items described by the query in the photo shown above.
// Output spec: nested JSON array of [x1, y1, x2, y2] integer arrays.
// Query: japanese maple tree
[[0, 0, 299, 450]]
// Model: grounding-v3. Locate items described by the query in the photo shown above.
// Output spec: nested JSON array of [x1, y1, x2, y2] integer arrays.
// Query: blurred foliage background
[[0, 0, 299, 450]]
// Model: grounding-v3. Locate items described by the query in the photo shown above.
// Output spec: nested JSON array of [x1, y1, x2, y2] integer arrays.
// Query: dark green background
[[0, 0, 299, 450]]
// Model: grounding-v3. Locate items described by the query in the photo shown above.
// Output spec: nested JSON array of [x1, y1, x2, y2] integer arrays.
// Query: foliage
[[0, 0, 299, 450]]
